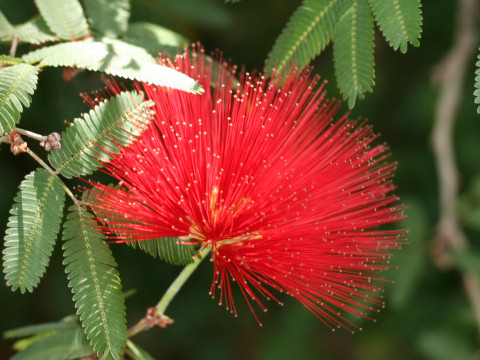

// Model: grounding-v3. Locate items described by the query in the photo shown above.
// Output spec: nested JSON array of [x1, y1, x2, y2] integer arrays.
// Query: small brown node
[[8, 130, 28, 155], [40, 132, 62, 151], [145, 307, 174, 328]]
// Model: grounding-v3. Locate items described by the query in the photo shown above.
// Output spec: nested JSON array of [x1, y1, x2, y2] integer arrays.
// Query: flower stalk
[[156, 247, 210, 315]]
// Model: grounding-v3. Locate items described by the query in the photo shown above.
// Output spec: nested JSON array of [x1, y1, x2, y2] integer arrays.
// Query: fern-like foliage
[[34, 0, 89, 40], [127, 237, 196, 266], [268, 0, 422, 106], [0, 55, 23, 66], [82, 0, 130, 38], [473, 53, 480, 113], [267, 0, 347, 75], [14, 16, 58, 45], [0, 11, 58, 45], [0, 13, 58, 45], [0, 10, 14, 40], [83, 187, 196, 266], [333, 0, 375, 108], [22, 38, 202, 92], [48, 90, 152, 179], [3, 169, 66, 293], [62, 204, 126, 360], [368, 0, 422, 53], [121, 22, 189, 57], [10, 328, 93, 360], [0, 63, 39, 133], [5, 318, 79, 339]]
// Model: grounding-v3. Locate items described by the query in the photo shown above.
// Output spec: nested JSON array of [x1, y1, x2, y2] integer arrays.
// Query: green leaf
[[82, 0, 130, 38], [3, 169, 65, 293], [10, 328, 93, 360], [14, 16, 58, 45], [12, 332, 56, 352], [0, 13, 58, 45], [0, 55, 23, 66], [474, 53, 480, 114], [5, 319, 78, 339], [48, 90, 153, 179], [0, 63, 39, 133], [22, 38, 202, 93], [62, 204, 126, 360], [121, 22, 189, 57], [368, 0, 422, 53], [83, 188, 196, 266], [333, 0, 375, 108], [126, 237, 196, 266], [0, 10, 14, 40], [267, 0, 347, 74], [34, 0, 89, 40]]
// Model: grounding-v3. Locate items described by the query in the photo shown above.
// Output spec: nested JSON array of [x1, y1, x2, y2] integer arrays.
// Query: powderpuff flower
[[86, 45, 406, 331]]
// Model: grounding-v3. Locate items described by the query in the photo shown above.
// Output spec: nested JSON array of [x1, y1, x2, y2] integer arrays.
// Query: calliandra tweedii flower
[[86, 45, 406, 332]]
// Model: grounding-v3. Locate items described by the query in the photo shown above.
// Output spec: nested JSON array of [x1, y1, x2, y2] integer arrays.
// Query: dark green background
[[1, 1, 479, 359]]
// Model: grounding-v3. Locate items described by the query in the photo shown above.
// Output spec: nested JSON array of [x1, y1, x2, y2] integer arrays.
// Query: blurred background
[[1, 0, 480, 359]]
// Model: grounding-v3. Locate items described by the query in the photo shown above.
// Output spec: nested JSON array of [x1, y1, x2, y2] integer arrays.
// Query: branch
[[431, 0, 480, 332]]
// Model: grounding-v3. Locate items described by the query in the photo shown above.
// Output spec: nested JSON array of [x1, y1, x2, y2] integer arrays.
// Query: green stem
[[156, 247, 211, 315], [26, 148, 79, 206]]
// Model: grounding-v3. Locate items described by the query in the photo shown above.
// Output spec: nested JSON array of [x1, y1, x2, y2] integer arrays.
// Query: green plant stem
[[156, 247, 210, 315], [26, 148, 79, 206]]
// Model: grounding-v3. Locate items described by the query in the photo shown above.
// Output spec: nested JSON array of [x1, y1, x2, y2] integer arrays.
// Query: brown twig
[[431, 0, 480, 332], [14, 128, 62, 151], [1, 128, 61, 152], [9, 35, 18, 57]]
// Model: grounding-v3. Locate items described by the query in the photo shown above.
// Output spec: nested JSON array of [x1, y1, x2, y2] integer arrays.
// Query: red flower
[[87, 45, 406, 331]]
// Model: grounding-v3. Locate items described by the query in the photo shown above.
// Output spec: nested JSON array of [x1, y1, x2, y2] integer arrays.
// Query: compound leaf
[[48, 90, 153, 179], [14, 16, 58, 45], [82, 0, 130, 38], [0, 55, 24, 66], [3, 169, 65, 293], [333, 0, 375, 108], [22, 39, 202, 92], [0, 63, 39, 133], [10, 328, 92, 360], [5, 319, 79, 339], [121, 22, 189, 57], [474, 52, 480, 113], [267, 0, 347, 74], [0, 10, 14, 40], [62, 204, 126, 360], [83, 188, 196, 266], [34, 0, 89, 40], [368, 0, 422, 53], [126, 237, 196, 266]]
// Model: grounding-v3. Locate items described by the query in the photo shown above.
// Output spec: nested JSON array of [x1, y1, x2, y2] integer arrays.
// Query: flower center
[[185, 186, 262, 254]]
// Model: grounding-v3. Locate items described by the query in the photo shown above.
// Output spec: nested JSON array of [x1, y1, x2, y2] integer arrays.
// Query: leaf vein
[[279, 0, 337, 71], [17, 173, 57, 286], [76, 205, 114, 353]]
